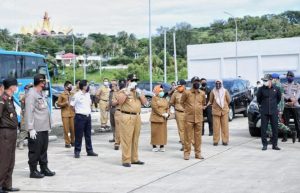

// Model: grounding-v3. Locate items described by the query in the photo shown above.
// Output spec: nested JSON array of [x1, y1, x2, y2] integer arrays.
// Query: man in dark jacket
[[257, 74, 281, 151]]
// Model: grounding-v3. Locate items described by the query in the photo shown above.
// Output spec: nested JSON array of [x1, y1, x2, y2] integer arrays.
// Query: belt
[[175, 109, 184, 113], [116, 109, 121, 111], [76, 113, 90, 117], [100, 99, 108, 102], [121, 111, 140, 115]]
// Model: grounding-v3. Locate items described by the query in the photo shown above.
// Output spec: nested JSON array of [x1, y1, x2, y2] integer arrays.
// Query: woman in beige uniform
[[208, 79, 231, 146], [150, 85, 169, 152]]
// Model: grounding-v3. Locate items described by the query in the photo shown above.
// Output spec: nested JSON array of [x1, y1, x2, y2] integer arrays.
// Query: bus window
[[0, 55, 17, 79], [16, 56, 23, 78], [23, 56, 38, 78]]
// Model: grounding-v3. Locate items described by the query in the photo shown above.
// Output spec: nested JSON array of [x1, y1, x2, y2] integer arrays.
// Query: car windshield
[[280, 77, 300, 84], [52, 86, 64, 92], [206, 80, 233, 90]]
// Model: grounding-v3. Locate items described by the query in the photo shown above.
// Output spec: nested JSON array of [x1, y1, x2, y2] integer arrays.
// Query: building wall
[[187, 37, 300, 85]]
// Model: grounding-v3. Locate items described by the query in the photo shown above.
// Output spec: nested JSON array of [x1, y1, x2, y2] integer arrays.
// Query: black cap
[[118, 78, 126, 85], [287, 71, 295, 77], [191, 76, 200, 83], [177, 79, 186, 86], [127, 74, 139, 81], [3, 78, 18, 89], [34, 74, 46, 86], [261, 74, 272, 81]]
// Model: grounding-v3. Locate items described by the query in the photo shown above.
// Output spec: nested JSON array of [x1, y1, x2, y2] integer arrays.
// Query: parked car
[[137, 82, 171, 107], [247, 75, 300, 137], [51, 85, 64, 109]]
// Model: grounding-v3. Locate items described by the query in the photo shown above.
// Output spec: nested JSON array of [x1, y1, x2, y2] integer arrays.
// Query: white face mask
[[263, 81, 269, 87], [14, 87, 19, 94], [104, 81, 109, 86], [128, 82, 137, 90]]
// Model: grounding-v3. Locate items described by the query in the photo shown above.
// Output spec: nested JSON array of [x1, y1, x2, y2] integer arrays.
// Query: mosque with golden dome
[[20, 12, 73, 36]]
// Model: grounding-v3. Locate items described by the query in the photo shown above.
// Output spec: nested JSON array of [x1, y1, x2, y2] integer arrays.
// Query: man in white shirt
[[70, 80, 98, 158]]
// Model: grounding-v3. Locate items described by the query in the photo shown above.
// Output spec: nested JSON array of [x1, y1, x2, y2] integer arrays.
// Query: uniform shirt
[[97, 86, 110, 101], [57, 91, 75, 118], [25, 88, 51, 132], [150, 96, 169, 123], [169, 91, 184, 112], [283, 82, 300, 107], [257, 85, 281, 115], [70, 90, 91, 115], [89, 85, 97, 96], [114, 90, 122, 110], [0, 92, 18, 129], [181, 88, 205, 123], [120, 89, 142, 113]]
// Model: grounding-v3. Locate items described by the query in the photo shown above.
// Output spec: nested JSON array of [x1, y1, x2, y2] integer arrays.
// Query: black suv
[[190, 78, 252, 121], [137, 82, 171, 108]]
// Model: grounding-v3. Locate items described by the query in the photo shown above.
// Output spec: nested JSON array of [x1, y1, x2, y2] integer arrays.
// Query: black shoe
[[2, 187, 20, 192], [281, 138, 287, 142], [65, 144, 71, 148], [213, 143, 218, 146], [131, 160, 144, 165], [74, 154, 80, 158], [40, 165, 56, 177], [262, 146, 267, 151], [71, 143, 75, 147], [114, 145, 119, 150], [222, 142, 228, 146], [180, 147, 183, 151], [30, 170, 45, 178], [292, 131, 296, 143], [122, 163, 131, 167], [87, 152, 98, 156], [209, 133, 213, 136], [0, 188, 7, 193], [272, 146, 281, 150], [109, 139, 115, 143]]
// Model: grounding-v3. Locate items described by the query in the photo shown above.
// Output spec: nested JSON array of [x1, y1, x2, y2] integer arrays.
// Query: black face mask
[[67, 86, 72, 92], [216, 83, 221, 89], [86, 86, 90, 93], [193, 83, 200, 89], [201, 82, 207, 87]]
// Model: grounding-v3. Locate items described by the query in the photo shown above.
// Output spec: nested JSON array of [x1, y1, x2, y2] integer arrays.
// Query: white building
[[187, 37, 300, 85]]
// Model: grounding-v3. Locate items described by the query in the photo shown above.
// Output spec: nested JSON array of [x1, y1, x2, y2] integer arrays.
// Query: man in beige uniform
[[117, 74, 147, 167], [181, 76, 205, 160], [96, 78, 110, 130], [169, 79, 186, 151]]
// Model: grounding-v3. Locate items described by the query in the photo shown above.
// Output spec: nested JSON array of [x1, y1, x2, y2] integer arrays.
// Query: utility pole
[[149, 0, 153, 90], [173, 32, 178, 82], [83, 54, 87, 79], [72, 34, 76, 85], [164, 29, 167, 83]]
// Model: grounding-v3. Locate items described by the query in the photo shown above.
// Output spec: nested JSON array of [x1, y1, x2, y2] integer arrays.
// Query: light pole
[[71, 33, 76, 85], [83, 54, 87, 79], [163, 29, 167, 83], [224, 11, 238, 77], [173, 32, 178, 82], [149, 0, 153, 91]]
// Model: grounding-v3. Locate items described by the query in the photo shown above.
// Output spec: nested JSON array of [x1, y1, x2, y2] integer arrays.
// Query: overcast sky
[[1, 0, 299, 37]]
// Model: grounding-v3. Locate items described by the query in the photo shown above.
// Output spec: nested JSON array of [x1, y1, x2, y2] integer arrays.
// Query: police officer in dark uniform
[[257, 74, 281, 151], [0, 78, 20, 193], [200, 78, 213, 136]]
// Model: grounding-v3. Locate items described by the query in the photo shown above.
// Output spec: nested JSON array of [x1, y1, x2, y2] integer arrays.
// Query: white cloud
[[0, 0, 299, 37]]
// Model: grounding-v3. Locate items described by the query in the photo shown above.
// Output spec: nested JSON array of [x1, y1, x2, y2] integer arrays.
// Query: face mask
[[158, 91, 164, 98], [193, 83, 200, 89], [85, 86, 90, 92], [104, 81, 109, 87], [216, 83, 221, 89], [177, 86, 185, 92], [263, 81, 269, 87], [128, 82, 137, 90], [42, 82, 48, 90], [201, 82, 207, 87], [287, 77, 294, 83], [67, 86, 72, 92]]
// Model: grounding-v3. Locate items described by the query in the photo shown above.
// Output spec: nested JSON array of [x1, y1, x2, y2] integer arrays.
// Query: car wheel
[[249, 126, 260, 137], [144, 96, 152, 108], [228, 106, 234, 122]]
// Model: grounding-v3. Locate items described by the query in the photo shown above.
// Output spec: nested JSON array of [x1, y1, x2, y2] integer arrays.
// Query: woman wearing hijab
[[150, 85, 169, 152], [208, 80, 231, 146]]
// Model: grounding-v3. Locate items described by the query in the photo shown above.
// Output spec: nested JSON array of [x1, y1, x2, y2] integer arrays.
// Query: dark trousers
[[0, 129, 17, 188], [28, 131, 48, 167], [90, 95, 98, 108], [110, 108, 116, 138], [261, 113, 278, 147], [202, 106, 213, 135], [283, 107, 300, 137], [74, 114, 93, 154]]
